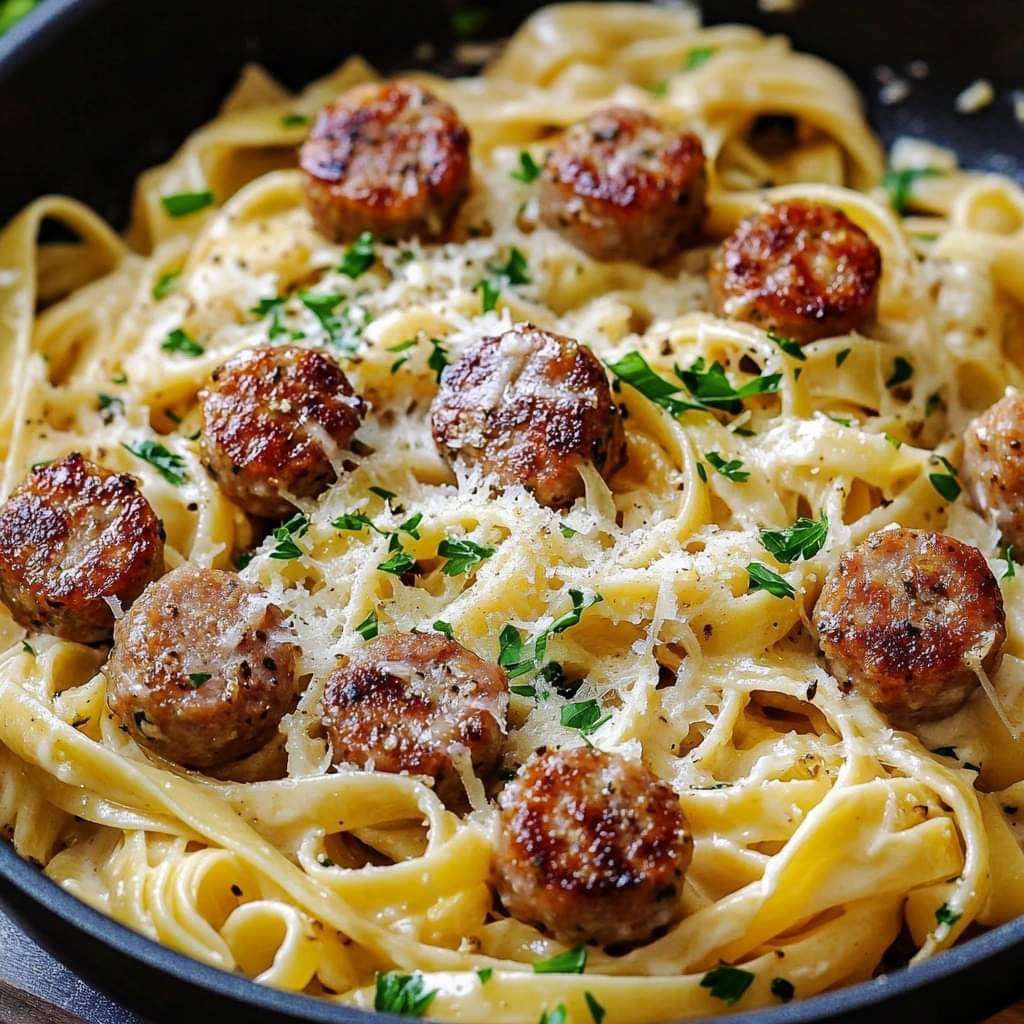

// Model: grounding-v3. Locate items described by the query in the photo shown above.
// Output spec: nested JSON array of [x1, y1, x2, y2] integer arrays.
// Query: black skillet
[[1, 1, 1023, 1021]]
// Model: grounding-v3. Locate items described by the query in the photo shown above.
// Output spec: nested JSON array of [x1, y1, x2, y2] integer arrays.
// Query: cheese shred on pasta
[[2, 4, 1024, 1019]]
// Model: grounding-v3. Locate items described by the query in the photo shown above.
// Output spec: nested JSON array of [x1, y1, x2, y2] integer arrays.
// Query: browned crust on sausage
[[300, 79, 471, 243], [492, 747, 693, 946], [430, 325, 626, 509], [105, 565, 300, 768], [540, 106, 708, 264], [813, 528, 1005, 724], [963, 393, 1024, 550], [0, 453, 165, 643], [321, 631, 508, 806], [200, 345, 366, 520], [709, 200, 882, 343]]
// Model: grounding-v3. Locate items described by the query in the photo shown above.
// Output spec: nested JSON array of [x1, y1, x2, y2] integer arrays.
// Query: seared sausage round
[[300, 79, 471, 243], [320, 631, 508, 806], [200, 345, 365, 520], [0, 453, 164, 643], [710, 200, 882, 343], [813, 528, 1005, 725], [492, 747, 693, 946], [430, 325, 626, 509], [105, 565, 300, 768], [963, 393, 1024, 550], [540, 106, 707, 264]]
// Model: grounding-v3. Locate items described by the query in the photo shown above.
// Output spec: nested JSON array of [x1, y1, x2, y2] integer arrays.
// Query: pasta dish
[[3, 4, 1024, 1021]]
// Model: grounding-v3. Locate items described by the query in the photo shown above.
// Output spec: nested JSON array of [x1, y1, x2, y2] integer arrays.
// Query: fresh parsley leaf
[[886, 356, 914, 388], [559, 523, 577, 539], [746, 562, 795, 599], [21, 640, 34, 656], [161, 328, 204, 357], [433, 620, 453, 639], [161, 191, 214, 218], [935, 903, 961, 928], [428, 338, 450, 383], [388, 338, 418, 354], [685, 46, 715, 69], [884, 432, 903, 448], [512, 151, 542, 183], [122, 440, 187, 485], [606, 351, 702, 417], [883, 167, 940, 215], [547, 589, 602, 637], [561, 699, 611, 736], [476, 248, 530, 312], [700, 965, 754, 1006], [538, 1007, 567, 1024], [98, 393, 124, 418], [675, 357, 781, 413], [929, 456, 961, 502], [759, 511, 828, 563], [0, 0, 38, 36], [270, 513, 309, 560], [438, 537, 495, 576], [281, 112, 311, 127], [400, 512, 423, 539], [451, 6, 486, 38], [696, 461, 708, 483], [533, 945, 586, 974], [333, 511, 383, 534], [355, 610, 379, 640], [510, 683, 537, 698], [370, 485, 397, 503], [767, 330, 806, 361], [378, 546, 415, 576], [1003, 542, 1017, 579], [298, 291, 367, 352], [585, 993, 606, 1024], [835, 347, 852, 367], [771, 977, 795, 1003], [338, 231, 376, 278], [187, 672, 212, 687], [476, 967, 493, 984], [252, 296, 288, 340], [235, 551, 253, 570], [705, 451, 749, 482], [153, 270, 181, 300], [110, 371, 129, 385], [828, 414, 853, 427], [498, 624, 534, 679], [374, 971, 436, 1017]]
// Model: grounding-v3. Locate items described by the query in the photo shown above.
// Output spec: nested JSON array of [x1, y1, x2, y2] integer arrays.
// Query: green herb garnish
[[746, 562, 795, 599], [835, 348, 851, 367], [428, 338, 450, 383], [281, 112, 310, 127], [533, 945, 586, 974], [685, 46, 715, 70], [476, 967, 493, 984], [355, 610, 379, 640], [759, 511, 828, 563], [438, 537, 495, 576], [153, 270, 181, 300], [476, 248, 530, 312], [700, 965, 755, 1006], [883, 167, 940, 215], [122, 440, 187, 485], [161, 328, 204, 357], [767, 330, 805, 361], [187, 672, 212, 687], [270, 513, 309, 560], [886, 356, 914, 388], [512, 151, 542, 184], [705, 451, 749, 482], [433, 620, 454, 639], [252, 296, 288, 340], [585, 993, 606, 1024], [338, 231, 376, 278], [373, 972, 436, 1017], [935, 903, 961, 928], [378, 546, 415, 576], [161, 191, 214, 218], [1002, 542, 1016, 579], [561, 699, 611, 736]]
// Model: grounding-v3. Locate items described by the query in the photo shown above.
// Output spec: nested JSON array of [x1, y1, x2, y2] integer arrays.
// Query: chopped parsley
[[559, 523, 577, 539], [378, 546, 415, 576], [433, 620, 454, 639], [696, 461, 708, 483], [98, 393, 124, 418], [585, 993, 606, 1024], [388, 336, 418, 372], [746, 562, 795, 599], [928, 455, 961, 502], [235, 552, 253, 570], [561, 698, 611, 736], [252, 296, 288, 340], [476, 967, 493, 984], [161, 328, 204, 357], [122, 440, 187, 485], [883, 166, 940, 215], [451, 6, 486, 38], [884, 432, 903, 448], [828, 414, 853, 427], [355, 610, 379, 641], [186, 672, 212, 687], [935, 903, 962, 928], [499, 624, 534, 679], [675, 357, 781, 413], [886, 356, 914, 388], [374, 971, 436, 1017], [161, 190, 214, 218], [438, 537, 495, 576], [533, 945, 586, 974], [270, 513, 309, 560], [771, 977, 795, 1003], [705, 451, 749, 482], [512, 151, 542, 184], [1002, 542, 1016, 579], [400, 512, 423, 539], [700, 965, 754, 1006], [476, 247, 530, 312], [338, 231, 376, 278], [298, 291, 367, 352], [767, 330, 806, 361], [544, 589, 602, 642], [21, 640, 34, 656], [510, 684, 537, 698], [685, 46, 715, 70], [333, 511, 382, 534], [606, 352, 701, 417], [835, 347, 852, 367], [281, 112, 310, 127], [153, 270, 181, 300], [759, 511, 828, 563], [370, 485, 397, 503], [538, 1007, 567, 1024], [428, 338, 450, 383]]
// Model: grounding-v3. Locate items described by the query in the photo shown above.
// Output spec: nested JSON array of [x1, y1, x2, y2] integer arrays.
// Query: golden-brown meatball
[[105, 565, 301, 768], [300, 80, 471, 243], [430, 325, 626, 509], [321, 631, 508, 806], [813, 528, 1005, 725], [200, 345, 365, 520], [540, 106, 707, 264], [963, 393, 1024, 550], [710, 200, 882, 343], [0, 454, 164, 643], [492, 747, 693, 947]]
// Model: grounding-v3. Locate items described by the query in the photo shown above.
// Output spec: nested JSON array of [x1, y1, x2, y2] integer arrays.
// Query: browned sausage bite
[[710, 200, 881, 343], [492, 747, 693, 946], [0, 454, 164, 643], [813, 528, 1005, 725], [105, 565, 300, 768], [430, 325, 626, 509], [321, 631, 508, 806], [300, 80, 472, 243], [540, 106, 708, 264], [963, 393, 1024, 550], [200, 345, 366, 520]]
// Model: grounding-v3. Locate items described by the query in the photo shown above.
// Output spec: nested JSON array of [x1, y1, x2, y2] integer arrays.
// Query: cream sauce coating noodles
[[3, 3, 1024, 1020]]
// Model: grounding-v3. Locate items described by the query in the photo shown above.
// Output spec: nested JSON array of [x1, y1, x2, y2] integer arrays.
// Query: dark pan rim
[[3, 0, 1024, 1021]]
